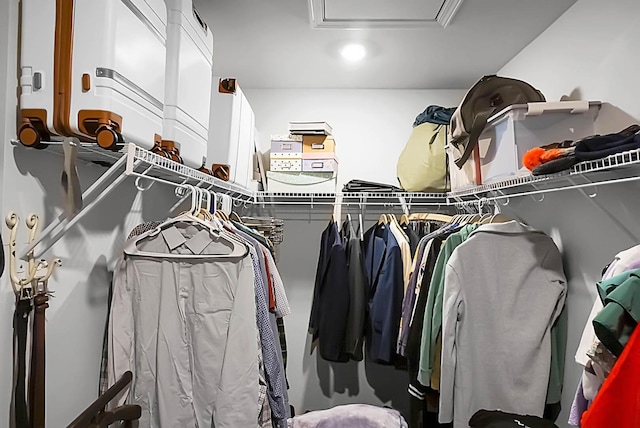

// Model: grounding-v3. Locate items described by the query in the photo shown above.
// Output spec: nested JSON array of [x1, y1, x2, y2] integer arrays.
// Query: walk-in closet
[[1, 0, 639, 427]]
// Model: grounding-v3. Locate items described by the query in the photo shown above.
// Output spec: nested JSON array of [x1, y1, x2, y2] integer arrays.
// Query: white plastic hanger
[[124, 185, 249, 259]]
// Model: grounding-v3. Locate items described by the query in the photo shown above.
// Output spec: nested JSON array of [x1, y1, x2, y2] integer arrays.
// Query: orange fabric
[[540, 148, 567, 163], [582, 325, 640, 428], [262, 249, 276, 312], [523, 147, 545, 171]]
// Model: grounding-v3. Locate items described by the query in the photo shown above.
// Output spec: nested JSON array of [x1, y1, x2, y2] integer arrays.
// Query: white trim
[[308, 0, 464, 29]]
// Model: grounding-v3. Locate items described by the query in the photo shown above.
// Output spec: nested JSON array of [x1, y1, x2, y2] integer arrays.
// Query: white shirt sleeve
[[107, 257, 134, 408], [438, 263, 463, 424]]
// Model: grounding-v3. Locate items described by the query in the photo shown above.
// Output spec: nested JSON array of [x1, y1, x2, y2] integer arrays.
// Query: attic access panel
[[309, 0, 464, 28]]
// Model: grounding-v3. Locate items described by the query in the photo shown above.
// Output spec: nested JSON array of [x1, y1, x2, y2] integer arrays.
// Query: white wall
[[497, 0, 640, 426], [0, 1, 174, 426], [245, 89, 465, 189], [499, 0, 640, 132]]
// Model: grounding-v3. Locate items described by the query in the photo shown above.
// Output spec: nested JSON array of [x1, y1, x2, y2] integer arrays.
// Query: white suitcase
[[163, 0, 213, 168], [209, 78, 256, 187], [19, 0, 167, 150]]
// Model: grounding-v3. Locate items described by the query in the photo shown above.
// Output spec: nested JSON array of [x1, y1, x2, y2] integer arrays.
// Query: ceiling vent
[[309, 0, 464, 29]]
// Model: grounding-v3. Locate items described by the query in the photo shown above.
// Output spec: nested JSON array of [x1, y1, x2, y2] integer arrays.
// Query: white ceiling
[[194, 0, 577, 89]]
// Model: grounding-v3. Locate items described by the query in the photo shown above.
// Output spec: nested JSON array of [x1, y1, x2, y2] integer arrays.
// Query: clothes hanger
[[230, 211, 243, 223], [378, 214, 388, 225], [478, 213, 493, 224], [400, 214, 409, 226], [124, 185, 249, 259]]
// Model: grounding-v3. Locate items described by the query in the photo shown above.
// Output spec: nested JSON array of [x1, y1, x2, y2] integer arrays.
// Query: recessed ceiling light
[[340, 43, 366, 62]]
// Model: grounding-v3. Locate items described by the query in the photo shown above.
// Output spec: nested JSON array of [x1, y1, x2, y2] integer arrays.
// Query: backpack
[[397, 122, 448, 192], [449, 75, 546, 168]]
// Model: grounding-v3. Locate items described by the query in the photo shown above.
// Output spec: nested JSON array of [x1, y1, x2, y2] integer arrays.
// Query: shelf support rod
[[20, 153, 130, 259]]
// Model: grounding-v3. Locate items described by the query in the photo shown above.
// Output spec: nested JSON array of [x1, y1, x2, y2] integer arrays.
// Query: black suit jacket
[[341, 219, 367, 361], [309, 221, 350, 362]]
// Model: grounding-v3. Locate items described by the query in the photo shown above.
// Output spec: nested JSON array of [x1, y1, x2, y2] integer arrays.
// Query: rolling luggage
[[19, 0, 167, 151], [209, 78, 257, 187], [163, 0, 213, 168]]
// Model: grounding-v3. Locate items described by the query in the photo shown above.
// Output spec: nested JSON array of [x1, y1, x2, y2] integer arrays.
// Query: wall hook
[[5, 212, 61, 300]]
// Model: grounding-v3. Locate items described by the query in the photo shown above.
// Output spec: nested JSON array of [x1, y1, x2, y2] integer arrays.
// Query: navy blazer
[[364, 224, 404, 364], [309, 221, 350, 362]]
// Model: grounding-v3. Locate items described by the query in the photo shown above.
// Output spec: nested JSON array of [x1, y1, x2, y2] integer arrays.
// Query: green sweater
[[418, 224, 478, 386]]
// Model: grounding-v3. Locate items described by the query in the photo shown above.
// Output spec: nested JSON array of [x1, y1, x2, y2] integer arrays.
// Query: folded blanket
[[288, 404, 407, 428]]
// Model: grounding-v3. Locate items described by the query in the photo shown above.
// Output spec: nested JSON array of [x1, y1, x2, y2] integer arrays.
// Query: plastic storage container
[[266, 171, 337, 193], [449, 100, 601, 190]]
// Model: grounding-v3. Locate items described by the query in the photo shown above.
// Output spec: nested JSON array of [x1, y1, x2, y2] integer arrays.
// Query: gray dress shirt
[[108, 224, 259, 427]]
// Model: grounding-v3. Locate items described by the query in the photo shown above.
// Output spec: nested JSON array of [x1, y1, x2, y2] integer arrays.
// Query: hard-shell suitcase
[[209, 78, 256, 187], [19, 0, 167, 150], [163, 0, 213, 168]]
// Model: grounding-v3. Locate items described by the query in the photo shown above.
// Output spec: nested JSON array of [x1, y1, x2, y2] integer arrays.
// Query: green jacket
[[593, 269, 640, 357], [417, 224, 477, 386]]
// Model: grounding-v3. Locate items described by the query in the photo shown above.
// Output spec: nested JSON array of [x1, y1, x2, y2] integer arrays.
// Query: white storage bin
[[267, 171, 337, 193], [449, 100, 601, 190]]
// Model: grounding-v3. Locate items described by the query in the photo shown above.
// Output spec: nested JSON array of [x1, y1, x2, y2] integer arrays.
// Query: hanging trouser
[[13, 298, 33, 428], [30, 293, 49, 428]]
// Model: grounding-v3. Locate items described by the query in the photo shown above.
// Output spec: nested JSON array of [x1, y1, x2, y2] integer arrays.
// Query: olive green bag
[[397, 122, 448, 192]]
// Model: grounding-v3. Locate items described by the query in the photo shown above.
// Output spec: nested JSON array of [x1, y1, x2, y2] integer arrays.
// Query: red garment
[[262, 249, 276, 312], [582, 325, 640, 428]]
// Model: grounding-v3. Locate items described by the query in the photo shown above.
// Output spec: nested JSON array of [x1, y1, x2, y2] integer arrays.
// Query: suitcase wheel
[[96, 126, 124, 151], [18, 124, 48, 150]]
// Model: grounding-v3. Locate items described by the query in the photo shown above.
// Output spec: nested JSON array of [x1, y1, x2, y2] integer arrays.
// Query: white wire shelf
[[125, 145, 255, 201], [12, 138, 640, 258], [448, 148, 640, 200], [254, 191, 448, 206]]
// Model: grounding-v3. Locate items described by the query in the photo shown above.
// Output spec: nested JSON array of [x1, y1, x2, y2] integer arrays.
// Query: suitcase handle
[[192, 6, 208, 33], [281, 143, 292, 150], [311, 162, 324, 168], [311, 143, 325, 150]]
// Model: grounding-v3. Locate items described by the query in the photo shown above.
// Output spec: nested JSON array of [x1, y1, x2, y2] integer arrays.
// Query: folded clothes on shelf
[[342, 179, 403, 193], [524, 124, 640, 176]]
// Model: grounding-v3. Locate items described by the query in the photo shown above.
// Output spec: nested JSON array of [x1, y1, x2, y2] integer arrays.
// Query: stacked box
[[268, 132, 338, 192]]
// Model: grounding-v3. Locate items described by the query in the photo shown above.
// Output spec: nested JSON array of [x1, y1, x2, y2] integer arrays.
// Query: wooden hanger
[[408, 213, 453, 223], [230, 211, 243, 223], [489, 213, 512, 223], [67, 371, 141, 428], [400, 214, 409, 226], [378, 214, 388, 225]]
